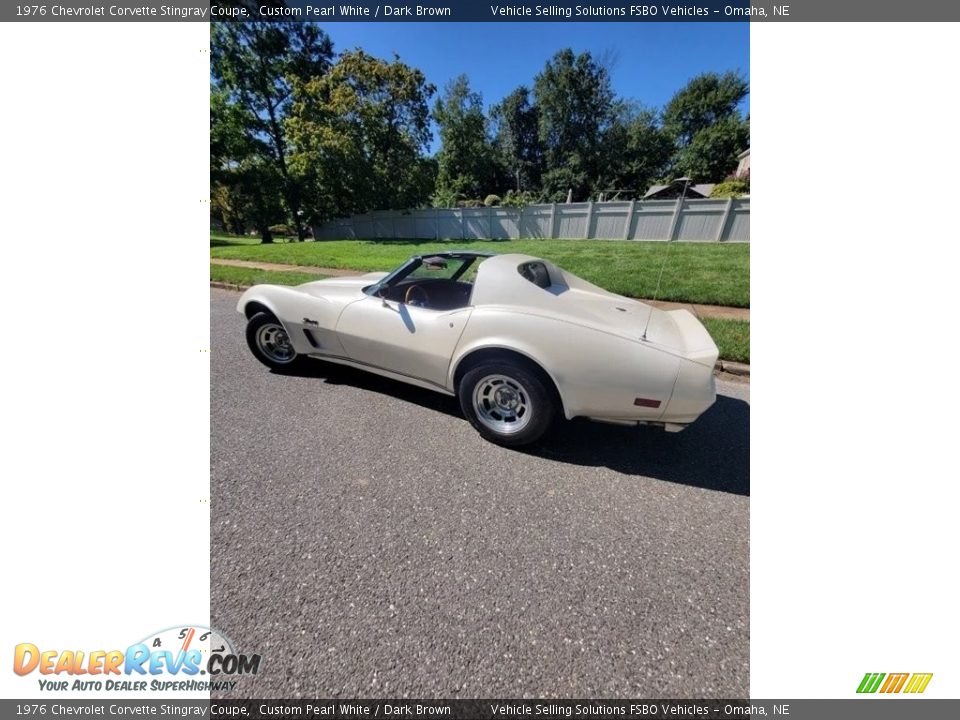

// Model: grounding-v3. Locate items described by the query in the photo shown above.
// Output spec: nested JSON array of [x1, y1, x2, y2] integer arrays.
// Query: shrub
[[483, 194, 502, 207], [267, 223, 293, 236], [710, 179, 750, 199], [501, 190, 536, 210], [431, 188, 460, 208]]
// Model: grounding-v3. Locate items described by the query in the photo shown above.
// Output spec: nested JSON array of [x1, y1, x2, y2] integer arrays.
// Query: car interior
[[372, 257, 558, 311], [373, 255, 479, 310], [380, 278, 474, 310]]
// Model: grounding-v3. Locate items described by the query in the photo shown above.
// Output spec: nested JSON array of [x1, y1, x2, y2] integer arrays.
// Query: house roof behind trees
[[643, 180, 716, 200]]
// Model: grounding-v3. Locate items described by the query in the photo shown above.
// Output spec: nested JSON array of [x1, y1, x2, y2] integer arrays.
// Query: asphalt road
[[210, 288, 749, 699]]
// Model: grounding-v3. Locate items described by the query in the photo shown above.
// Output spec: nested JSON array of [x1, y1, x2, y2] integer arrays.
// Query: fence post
[[667, 197, 684, 241], [549, 203, 557, 239], [458, 207, 465, 241], [584, 201, 594, 239], [623, 199, 636, 240], [715, 197, 734, 242], [487, 206, 494, 239]]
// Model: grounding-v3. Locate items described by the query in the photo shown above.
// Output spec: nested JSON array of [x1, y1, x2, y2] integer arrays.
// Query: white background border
[[0, 23, 210, 698], [751, 22, 959, 698]]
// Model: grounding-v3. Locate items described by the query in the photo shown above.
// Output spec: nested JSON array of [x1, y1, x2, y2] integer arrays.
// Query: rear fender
[[450, 309, 680, 421]]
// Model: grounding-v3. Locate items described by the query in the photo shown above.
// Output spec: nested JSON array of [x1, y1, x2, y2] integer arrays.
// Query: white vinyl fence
[[313, 198, 749, 242]]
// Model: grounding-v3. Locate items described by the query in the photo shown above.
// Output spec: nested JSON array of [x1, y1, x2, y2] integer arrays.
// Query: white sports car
[[237, 251, 718, 446]]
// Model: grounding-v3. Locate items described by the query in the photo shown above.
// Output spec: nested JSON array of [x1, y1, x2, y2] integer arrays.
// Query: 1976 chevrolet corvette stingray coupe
[[237, 251, 718, 446]]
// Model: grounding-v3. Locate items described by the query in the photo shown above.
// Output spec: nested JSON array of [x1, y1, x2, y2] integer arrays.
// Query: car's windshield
[[377, 255, 477, 286], [364, 254, 486, 298]]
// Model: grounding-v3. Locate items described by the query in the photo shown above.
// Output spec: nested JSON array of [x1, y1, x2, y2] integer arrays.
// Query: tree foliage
[[534, 49, 616, 201], [210, 87, 285, 241], [286, 50, 435, 221], [431, 76, 498, 205], [601, 104, 674, 198], [210, 9, 333, 240], [212, 25, 750, 229], [490, 86, 544, 194], [663, 72, 749, 182]]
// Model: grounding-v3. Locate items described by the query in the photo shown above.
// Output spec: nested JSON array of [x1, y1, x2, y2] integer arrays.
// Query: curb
[[210, 281, 249, 292], [716, 359, 750, 377], [210, 280, 750, 376]]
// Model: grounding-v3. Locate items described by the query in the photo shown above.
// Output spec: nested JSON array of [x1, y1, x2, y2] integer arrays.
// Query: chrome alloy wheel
[[255, 322, 295, 364], [472, 374, 533, 435]]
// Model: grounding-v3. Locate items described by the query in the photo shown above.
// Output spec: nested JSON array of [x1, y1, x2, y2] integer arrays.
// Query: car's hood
[[294, 272, 388, 300]]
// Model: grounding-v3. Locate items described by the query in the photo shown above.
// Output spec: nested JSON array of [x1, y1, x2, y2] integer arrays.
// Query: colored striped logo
[[857, 672, 933, 694]]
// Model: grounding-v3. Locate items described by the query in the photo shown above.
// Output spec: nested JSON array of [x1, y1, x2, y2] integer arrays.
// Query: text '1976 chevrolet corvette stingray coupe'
[[237, 251, 718, 446]]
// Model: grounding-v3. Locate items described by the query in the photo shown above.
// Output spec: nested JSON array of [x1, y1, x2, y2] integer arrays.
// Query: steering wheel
[[404, 284, 429, 308]]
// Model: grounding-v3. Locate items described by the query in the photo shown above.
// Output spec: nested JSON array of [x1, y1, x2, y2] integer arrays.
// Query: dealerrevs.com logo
[[857, 672, 933, 694], [13, 625, 260, 693]]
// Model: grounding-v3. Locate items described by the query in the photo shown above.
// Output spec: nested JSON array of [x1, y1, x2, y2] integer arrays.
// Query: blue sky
[[324, 22, 749, 151]]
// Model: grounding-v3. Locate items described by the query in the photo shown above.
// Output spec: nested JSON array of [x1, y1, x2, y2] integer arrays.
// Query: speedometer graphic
[[133, 624, 260, 682], [138, 625, 237, 675]]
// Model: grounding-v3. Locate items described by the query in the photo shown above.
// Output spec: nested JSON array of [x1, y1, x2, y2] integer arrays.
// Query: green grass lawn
[[210, 263, 325, 288], [211, 261, 749, 362], [211, 231, 304, 246], [211, 235, 749, 308], [701, 318, 750, 364]]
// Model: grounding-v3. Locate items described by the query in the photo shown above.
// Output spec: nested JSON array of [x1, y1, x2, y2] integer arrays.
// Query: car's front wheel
[[245, 312, 304, 371], [458, 360, 558, 446]]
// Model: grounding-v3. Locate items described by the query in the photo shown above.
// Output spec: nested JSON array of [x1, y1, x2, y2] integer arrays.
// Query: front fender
[[236, 285, 346, 356]]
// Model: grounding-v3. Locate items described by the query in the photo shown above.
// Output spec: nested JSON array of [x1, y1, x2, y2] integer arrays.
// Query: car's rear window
[[518, 261, 552, 289]]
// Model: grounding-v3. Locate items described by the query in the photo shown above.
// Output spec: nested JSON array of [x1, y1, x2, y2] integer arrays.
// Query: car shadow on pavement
[[527, 396, 750, 496], [276, 360, 463, 417], [279, 361, 749, 496]]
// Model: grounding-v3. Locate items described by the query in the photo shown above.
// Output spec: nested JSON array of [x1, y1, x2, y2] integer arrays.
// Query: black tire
[[245, 312, 305, 371], [458, 360, 558, 446]]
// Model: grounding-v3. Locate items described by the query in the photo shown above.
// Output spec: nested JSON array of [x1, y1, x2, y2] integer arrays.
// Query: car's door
[[335, 294, 472, 389]]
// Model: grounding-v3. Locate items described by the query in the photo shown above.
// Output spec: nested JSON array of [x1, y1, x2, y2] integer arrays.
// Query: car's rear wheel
[[246, 312, 304, 370], [458, 360, 557, 446]]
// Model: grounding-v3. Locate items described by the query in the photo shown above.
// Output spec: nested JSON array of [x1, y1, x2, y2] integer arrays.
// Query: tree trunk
[[265, 102, 306, 242], [260, 227, 274, 244]]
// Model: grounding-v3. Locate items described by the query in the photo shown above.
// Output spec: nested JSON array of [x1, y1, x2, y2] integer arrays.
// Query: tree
[[601, 104, 674, 197], [211, 7, 334, 240], [286, 50, 435, 221], [432, 75, 497, 204], [210, 87, 285, 241], [490, 86, 543, 194], [671, 115, 750, 182], [533, 49, 616, 201], [662, 71, 749, 182]]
